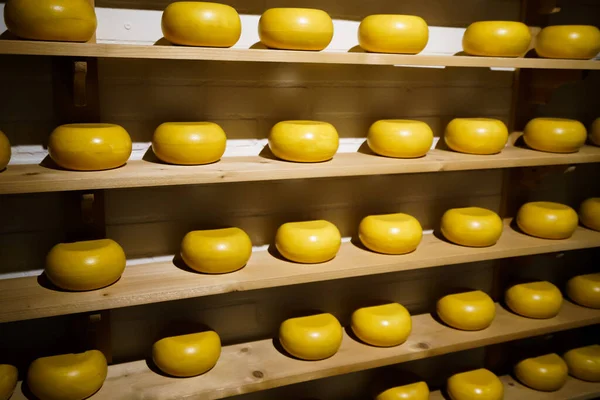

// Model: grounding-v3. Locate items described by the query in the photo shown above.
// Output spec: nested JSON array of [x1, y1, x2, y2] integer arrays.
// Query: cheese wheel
[[27, 350, 107, 400], [463, 21, 531, 57], [358, 213, 422, 254], [505, 281, 563, 319], [180, 228, 252, 274], [376, 382, 430, 400], [590, 118, 600, 146], [516, 201, 578, 239], [367, 120, 433, 158], [0, 130, 10, 171], [523, 118, 587, 153], [153, 122, 227, 165], [275, 220, 341, 263], [515, 354, 568, 391], [535, 25, 600, 59], [358, 15, 428, 54], [579, 198, 600, 231], [161, 2, 241, 47], [49, 123, 132, 171], [447, 369, 503, 400], [269, 121, 339, 162], [259, 8, 333, 51], [567, 273, 600, 309], [351, 303, 411, 347], [0, 365, 17, 400], [437, 290, 495, 331], [444, 118, 508, 155], [152, 331, 221, 377], [279, 313, 342, 360], [4, 0, 96, 42], [564, 345, 600, 382], [45, 239, 126, 291], [441, 207, 503, 247]]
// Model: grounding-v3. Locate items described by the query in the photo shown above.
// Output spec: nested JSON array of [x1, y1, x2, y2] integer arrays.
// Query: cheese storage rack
[[1, 0, 600, 398]]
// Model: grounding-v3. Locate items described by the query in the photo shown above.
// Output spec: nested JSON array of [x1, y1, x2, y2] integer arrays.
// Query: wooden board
[[7, 302, 597, 400], [1, 220, 599, 323], [430, 375, 600, 400], [2, 146, 600, 194], [0, 41, 599, 70]]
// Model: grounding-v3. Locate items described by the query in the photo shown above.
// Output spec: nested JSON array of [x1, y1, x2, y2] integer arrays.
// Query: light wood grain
[[2, 145, 600, 194], [0, 40, 599, 70], [1, 220, 599, 323], [8, 302, 596, 400], [430, 375, 600, 400]]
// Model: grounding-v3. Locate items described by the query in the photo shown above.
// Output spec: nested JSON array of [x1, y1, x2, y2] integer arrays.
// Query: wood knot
[[240, 347, 249, 353], [415, 342, 430, 350], [253, 370, 264, 379], [508, 382, 515, 387]]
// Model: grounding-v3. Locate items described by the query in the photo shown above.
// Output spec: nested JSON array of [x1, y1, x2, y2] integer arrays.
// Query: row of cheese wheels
[[1, 278, 598, 400], [2, 117, 599, 171], [5, 0, 600, 60], [42, 198, 600, 292]]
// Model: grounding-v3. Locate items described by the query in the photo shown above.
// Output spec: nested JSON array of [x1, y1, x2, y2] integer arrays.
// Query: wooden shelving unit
[[430, 375, 600, 400], [2, 0, 600, 398], [9, 301, 600, 400], [3, 145, 600, 195], [0, 40, 599, 70]]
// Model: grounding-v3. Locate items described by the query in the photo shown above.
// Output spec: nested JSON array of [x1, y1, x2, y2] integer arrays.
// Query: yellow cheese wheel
[[4, 0, 96, 42], [523, 118, 587, 153], [591, 118, 600, 146], [45, 239, 126, 291], [269, 120, 339, 162], [462, 21, 531, 57], [152, 331, 221, 377], [279, 313, 342, 360], [505, 281, 562, 319], [180, 227, 252, 273], [535, 25, 600, 59], [161, 2, 241, 47], [567, 273, 600, 309], [441, 207, 503, 247], [564, 345, 600, 382], [437, 290, 495, 331], [358, 15, 428, 54], [351, 303, 411, 347], [275, 220, 341, 263], [152, 122, 227, 165], [367, 120, 433, 158], [444, 118, 508, 155], [516, 201, 578, 239], [358, 213, 423, 254], [49, 123, 132, 171], [376, 382, 430, 400], [259, 8, 333, 51], [579, 198, 600, 231], [27, 350, 107, 400], [0, 365, 17, 400], [0, 130, 10, 171], [447, 369, 503, 400], [515, 354, 568, 391]]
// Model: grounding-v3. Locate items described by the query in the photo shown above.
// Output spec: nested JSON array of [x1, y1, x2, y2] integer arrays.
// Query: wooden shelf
[[3, 145, 600, 195], [0, 40, 599, 70], [7, 302, 596, 400], [2, 220, 600, 323], [430, 375, 600, 400]]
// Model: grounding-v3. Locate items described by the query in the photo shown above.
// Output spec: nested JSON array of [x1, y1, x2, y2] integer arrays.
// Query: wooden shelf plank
[[49, 303, 600, 399], [1, 220, 599, 323], [0, 40, 599, 70], [430, 375, 600, 400], [3, 145, 600, 195]]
